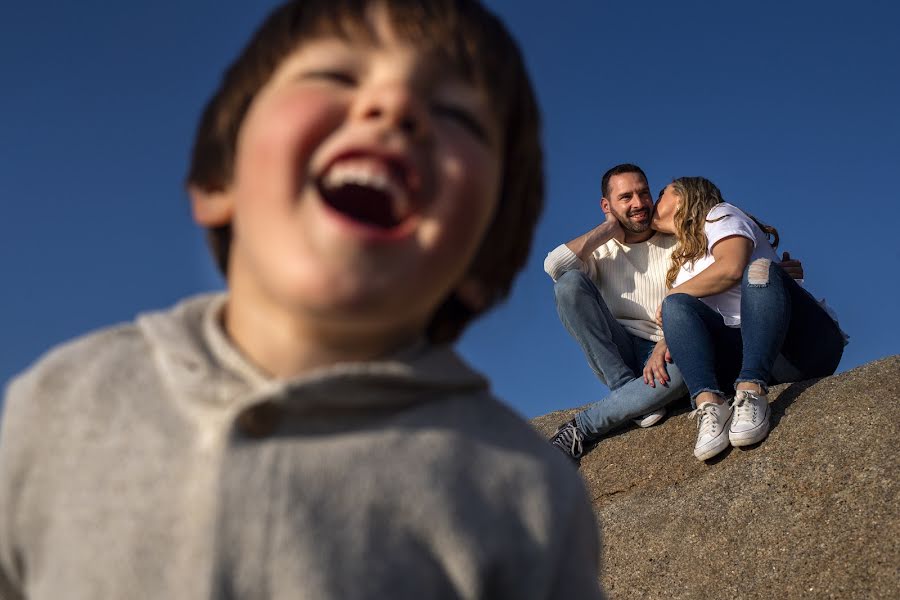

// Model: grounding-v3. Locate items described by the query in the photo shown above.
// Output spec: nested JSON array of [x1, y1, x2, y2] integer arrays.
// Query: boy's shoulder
[[7, 317, 146, 402], [10, 294, 217, 379], [3, 294, 222, 422]]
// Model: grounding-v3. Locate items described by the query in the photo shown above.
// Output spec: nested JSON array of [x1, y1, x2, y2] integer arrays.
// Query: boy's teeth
[[322, 161, 398, 196], [318, 158, 413, 228]]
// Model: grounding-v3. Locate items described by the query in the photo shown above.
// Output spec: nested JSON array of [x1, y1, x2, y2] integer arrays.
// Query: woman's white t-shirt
[[673, 202, 779, 328]]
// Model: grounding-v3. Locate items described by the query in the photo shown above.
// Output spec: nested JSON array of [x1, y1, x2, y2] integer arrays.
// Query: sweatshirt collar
[[137, 293, 488, 413]]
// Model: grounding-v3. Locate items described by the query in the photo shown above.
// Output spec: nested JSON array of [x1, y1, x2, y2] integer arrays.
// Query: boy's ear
[[189, 185, 234, 227], [454, 278, 489, 312]]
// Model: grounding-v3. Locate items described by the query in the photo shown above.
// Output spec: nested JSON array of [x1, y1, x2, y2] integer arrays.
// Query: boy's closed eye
[[298, 74, 492, 145], [300, 69, 357, 86], [431, 102, 489, 142]]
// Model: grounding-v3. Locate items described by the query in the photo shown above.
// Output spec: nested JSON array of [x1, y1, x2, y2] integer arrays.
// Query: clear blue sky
[[2, 1, 898, 418]]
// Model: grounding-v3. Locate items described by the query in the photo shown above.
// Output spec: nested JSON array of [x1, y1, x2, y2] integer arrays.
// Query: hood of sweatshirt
[[135, 294, 490, 420]]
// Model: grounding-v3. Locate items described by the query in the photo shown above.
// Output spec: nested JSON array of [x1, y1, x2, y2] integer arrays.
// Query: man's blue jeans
[[661, 259, 845, 403], [554, 270, 687, 440]]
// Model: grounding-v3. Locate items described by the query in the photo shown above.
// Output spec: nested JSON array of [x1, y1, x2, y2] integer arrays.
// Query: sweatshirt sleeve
[[0, 377, 32, 600], [548, 480, 606, 599], [544, 244, 603, 282]]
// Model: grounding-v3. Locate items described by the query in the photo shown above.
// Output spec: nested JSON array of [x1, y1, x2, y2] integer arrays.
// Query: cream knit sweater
[[544, 233, 676, 342]]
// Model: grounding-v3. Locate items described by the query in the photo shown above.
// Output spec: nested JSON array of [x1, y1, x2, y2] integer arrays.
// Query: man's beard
[[620, 218, 650, 233], [617, 209, 652, 233]]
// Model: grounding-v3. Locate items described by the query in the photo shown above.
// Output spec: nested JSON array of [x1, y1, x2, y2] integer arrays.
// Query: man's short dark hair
[[600, 163, 648, 199]]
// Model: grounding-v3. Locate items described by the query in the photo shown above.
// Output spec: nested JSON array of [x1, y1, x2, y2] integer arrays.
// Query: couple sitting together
[[547, 163, 846, 462]]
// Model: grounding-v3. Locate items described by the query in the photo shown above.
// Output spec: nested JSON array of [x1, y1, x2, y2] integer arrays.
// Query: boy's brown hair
[[186, 0, 542, 343]]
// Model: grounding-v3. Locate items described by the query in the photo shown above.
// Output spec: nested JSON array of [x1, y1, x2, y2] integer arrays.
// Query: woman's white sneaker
[[728, 389, 771, 447], [689, 401, 732, 461]]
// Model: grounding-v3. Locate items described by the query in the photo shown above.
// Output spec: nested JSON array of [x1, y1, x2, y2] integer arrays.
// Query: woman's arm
[[654, 235, 753, 325], [670, 235, 753, 298]]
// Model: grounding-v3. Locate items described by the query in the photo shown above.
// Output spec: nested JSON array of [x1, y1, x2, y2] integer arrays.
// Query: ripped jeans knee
[[745, 257, 773, 287]]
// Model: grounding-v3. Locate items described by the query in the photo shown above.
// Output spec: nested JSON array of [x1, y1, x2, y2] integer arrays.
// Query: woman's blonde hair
[[665, 177, 779, 288]]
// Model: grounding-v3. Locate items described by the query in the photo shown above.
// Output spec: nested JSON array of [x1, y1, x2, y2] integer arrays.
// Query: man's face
[[601, 172, 653, 234]]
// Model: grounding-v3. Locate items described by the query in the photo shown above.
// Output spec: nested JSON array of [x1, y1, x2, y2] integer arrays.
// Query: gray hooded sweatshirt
[[0, 294, 603, 599]]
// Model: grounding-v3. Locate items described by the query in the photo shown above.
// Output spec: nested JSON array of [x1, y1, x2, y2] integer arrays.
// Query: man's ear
[[454, 278, 489, 312], [600, 197, 611, 215], [189, 185, 234, 227]]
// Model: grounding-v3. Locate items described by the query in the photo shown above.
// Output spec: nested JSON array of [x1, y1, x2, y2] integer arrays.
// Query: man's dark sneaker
[[549, 419, 586, 463]]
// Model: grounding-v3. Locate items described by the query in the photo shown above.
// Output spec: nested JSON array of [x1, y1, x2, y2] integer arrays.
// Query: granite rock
[[532, 355, 900, 600]]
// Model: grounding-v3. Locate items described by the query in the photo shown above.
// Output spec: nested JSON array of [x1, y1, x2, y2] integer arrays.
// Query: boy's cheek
[[235, 89, 346, 187], [423, 191, 498, 297]]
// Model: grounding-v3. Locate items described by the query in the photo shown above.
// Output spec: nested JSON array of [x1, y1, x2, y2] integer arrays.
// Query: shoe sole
[[694, 430, 730, 461], [633, 411, 665, 428], [729, 406, 771, 447]]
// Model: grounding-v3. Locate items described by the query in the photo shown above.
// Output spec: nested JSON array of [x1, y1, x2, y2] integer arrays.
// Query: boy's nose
[[352, 82, 428, 139]]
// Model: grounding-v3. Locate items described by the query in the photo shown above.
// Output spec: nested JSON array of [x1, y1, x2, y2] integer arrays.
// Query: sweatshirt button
[[236, 402, 283, 438]]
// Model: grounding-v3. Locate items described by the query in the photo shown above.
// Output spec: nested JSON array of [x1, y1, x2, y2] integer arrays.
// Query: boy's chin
[[307, 304, 431, 350], [231, 266, 440, 340], [282, 286, 431, 330]]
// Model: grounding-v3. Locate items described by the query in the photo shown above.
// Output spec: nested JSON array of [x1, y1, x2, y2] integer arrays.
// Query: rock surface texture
[[532, 355, 899, 600]]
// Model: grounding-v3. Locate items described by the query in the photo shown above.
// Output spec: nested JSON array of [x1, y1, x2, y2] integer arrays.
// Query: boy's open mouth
[[317, 158, 414, 231]]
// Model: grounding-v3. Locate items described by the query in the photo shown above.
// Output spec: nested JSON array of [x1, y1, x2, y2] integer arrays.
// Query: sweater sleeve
[[544, 244, 604, 282], [0, 377, 33, 600], [543, 244, 582, 281]]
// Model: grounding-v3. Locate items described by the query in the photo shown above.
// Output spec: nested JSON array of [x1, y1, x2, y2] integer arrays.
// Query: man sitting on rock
[[544, 164, 685, 462], [545, 163, 802, 463]]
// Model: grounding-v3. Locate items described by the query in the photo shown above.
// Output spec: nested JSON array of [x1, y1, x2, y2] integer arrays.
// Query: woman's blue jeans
[[661, 259, 845, 404], [554, 270, 687, 439]]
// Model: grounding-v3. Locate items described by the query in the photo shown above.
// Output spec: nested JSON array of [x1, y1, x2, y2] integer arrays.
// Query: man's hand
[[778, 251, 804, 280], [562, 211, 626, 261], [602, 207, 626, 244], [643, 339, 672, 388]]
